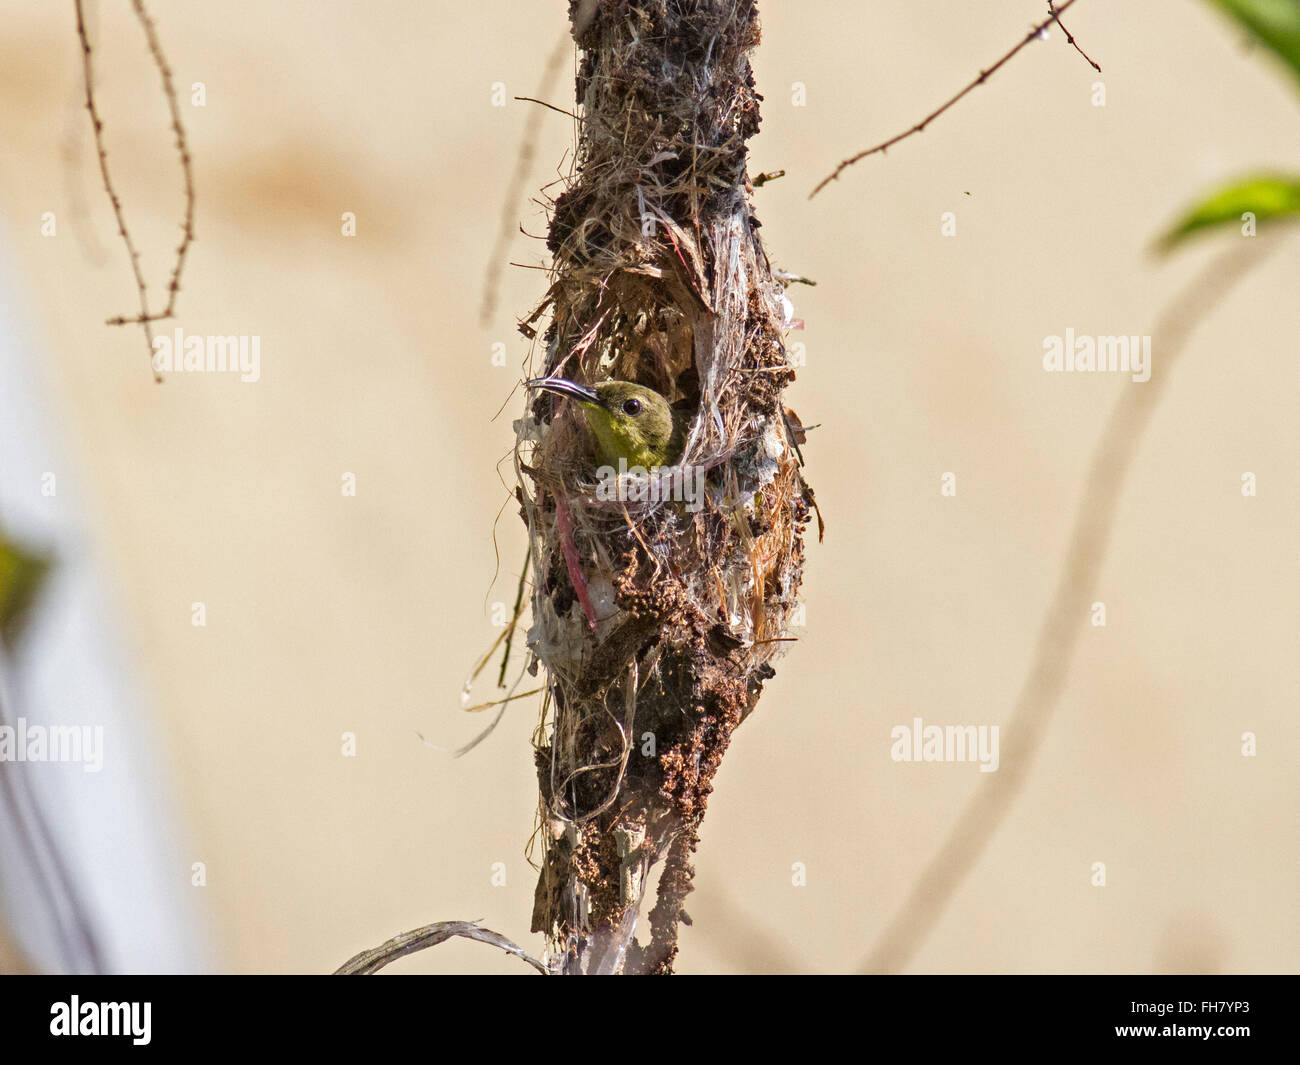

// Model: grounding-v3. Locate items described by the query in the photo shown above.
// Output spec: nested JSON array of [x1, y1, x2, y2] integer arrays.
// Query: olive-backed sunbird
[[527, 377, 688, 469]]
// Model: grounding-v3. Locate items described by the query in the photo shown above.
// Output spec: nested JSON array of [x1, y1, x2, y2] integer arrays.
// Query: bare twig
[[74, 0, 195, 379], [1049, 0, 1101, 72], [496, 548, 530, 688], [462, 687, 542, 713], [514, 95, 578, 120], [863, 236, 1286, 973], [478, 33, 572, 327], [810, 0, 1087, 198], [128, 0, 195, 321], [335, 920, 549, 975], [74, 0, 155, 370], [60, 80, 109, 268]]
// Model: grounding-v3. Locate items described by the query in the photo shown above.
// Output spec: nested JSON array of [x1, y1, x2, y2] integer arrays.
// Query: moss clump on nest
[[515, 0, 816, 974]]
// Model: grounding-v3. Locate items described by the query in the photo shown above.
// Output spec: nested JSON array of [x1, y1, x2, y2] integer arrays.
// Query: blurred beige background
[[0, 0, 1296, 973]]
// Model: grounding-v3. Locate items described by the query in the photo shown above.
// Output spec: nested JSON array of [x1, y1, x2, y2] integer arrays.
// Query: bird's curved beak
[[525, 377, 601, 405]]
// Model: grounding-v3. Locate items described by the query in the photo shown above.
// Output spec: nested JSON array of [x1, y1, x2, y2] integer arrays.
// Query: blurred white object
[[0, 244, 210, 974]]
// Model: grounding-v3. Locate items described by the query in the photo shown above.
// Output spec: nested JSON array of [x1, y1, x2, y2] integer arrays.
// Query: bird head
[[526, 377, 685, 469]]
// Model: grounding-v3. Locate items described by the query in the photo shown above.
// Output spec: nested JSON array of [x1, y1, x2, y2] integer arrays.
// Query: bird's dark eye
[[622, 398, 642, 416]]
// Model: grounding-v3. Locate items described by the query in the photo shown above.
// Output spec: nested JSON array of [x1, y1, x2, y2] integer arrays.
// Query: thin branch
[[60, 80, 109, 268], [335, 920, 549, 975], [75, 0, 155, 371], [478, 33, 572, 327], [514, 95, 578, 120], [74, 0, 195, 379], [497, 547, 530, 688], [463, 687, 543, 713], [810, 0, 1087, 199], [1049, 0, 1101, 72], [128, 0, 195, 321], [862, 235, 1287, 973]]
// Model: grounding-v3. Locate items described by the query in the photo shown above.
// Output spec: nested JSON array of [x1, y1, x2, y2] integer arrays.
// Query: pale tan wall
[[0, 0, 1296, 972]]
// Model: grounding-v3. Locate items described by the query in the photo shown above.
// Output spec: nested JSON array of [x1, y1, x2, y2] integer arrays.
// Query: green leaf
[[1156, 174, 1300, 251], [1207, 0, 1300, 86], [0, 535, 51, 645]]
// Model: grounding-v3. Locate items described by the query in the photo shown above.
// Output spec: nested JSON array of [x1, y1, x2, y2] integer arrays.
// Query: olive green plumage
[[527, 377, 688, 469]]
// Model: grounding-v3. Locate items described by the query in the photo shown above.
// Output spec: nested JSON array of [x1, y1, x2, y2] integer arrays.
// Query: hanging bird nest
[[514, 0, 819, 974]]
